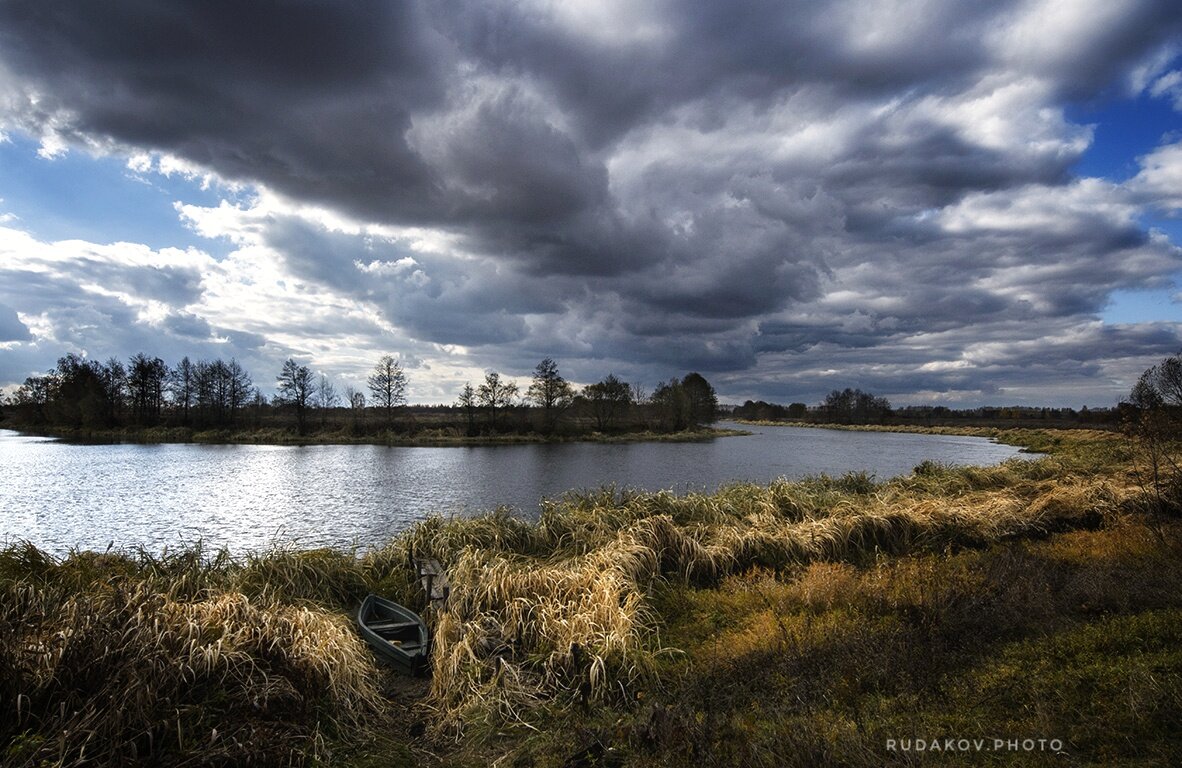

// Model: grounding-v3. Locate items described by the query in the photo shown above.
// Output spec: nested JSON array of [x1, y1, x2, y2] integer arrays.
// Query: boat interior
[[367, 617, 424, 650]]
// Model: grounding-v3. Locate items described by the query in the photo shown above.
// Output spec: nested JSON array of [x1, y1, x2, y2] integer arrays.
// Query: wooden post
[[415, 557, 450, 605]]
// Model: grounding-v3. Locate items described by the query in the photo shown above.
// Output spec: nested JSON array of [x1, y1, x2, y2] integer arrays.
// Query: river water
[[0, 423, 1027, 554]]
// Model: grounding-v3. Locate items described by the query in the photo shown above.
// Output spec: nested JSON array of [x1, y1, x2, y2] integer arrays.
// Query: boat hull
[[357, 594, 430, 674]]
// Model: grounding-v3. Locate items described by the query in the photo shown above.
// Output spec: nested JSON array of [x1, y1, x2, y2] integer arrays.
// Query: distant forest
[[0, 352, 721, 438], [1, 351, 1129, 440], [731, 386, 1122, 429]]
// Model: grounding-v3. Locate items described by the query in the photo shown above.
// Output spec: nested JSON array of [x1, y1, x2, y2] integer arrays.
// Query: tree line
[[734, 388, 1123, 428], [733, 387, 893, 425], [1, 352, 409, 435], [1, 352, 720, 437], [451, 361, 718, 436]]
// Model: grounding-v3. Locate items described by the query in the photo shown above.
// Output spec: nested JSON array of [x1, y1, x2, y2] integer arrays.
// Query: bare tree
[[249, 387, 268, 427], [276, 359, 315, 434], [127, 353, 169, 426], [344, 385, 366, 431], [103, 357, 127, 422], [650, 378, 689, 431], [527, 358, 574, 433], [190, 359, 251, 427], [367, 355, 408, 426], [477, 372, 518, 431], [10, 375, 52, 423], [456, 382, 478, 435], [170, 356, 196, 425], [226, 359, 253, 424], [315, 374, 340, 427], [49, 354, 123, 427], [822, 387, 890, 425]]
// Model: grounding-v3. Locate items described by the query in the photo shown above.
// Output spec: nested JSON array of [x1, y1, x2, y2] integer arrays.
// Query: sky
[[1, 0, 1181, 408]]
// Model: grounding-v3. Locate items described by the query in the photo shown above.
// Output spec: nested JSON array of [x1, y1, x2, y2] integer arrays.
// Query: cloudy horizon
[[1, 0, 1181, 408]]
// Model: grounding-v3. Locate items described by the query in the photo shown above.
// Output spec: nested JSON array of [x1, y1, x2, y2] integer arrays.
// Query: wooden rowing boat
[[357, 593, 430, 674]]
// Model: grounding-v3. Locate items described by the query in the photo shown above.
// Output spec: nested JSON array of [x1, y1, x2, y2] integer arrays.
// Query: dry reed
[[0, 547, 385, 766], [0, 428, 1141, 757], [417, 436, 1132, 739]]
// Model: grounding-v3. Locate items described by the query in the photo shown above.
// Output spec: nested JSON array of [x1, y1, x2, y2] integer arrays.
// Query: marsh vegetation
[[2, 426, 1180, 766]]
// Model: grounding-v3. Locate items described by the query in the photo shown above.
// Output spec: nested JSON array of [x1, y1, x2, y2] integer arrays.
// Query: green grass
[[535, 519, 1182, 767]]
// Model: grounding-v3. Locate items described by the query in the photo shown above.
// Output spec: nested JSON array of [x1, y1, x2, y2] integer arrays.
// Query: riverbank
[[734, 417, 1006, 435], [733, 418, 1104, 454], [5, 424, 750, 446], [2, 428, 1178, 766]]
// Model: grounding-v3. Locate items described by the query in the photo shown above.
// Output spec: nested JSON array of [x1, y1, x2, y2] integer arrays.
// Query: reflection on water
[[0, 423, 1028, 554]]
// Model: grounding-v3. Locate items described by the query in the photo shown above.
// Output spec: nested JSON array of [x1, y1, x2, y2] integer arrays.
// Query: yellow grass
[[404, 431, 1134, 740], [3, 427, 1169, 765]]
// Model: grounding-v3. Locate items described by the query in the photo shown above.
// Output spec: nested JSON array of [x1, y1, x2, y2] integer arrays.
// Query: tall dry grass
[[391, 433, 1133, 740], [0, 428, 1144, 760], [0, 544, 388, 766]]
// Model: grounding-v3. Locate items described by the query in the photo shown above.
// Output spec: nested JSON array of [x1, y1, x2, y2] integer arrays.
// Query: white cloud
[[1130, 140, 1182, 210], [916, 75, 1090, 159], [990, 0, 1142, 76], [535, 0, 670, 45], [1128, 42, 1178, 94], [934, 178, 1136, 234], [1149, 68, 1182, 108]]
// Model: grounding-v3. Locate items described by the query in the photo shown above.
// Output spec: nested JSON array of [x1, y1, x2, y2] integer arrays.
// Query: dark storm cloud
[[162, 311, 214, 340], [434, 0, 1011, 146], [72, 252, 205, 306], [755, 320, 894, 354], [419, 86, 610, 227], [2, 0, 1182, 402], [0, 0, 446, 220], [0, 0, 1052, 254], [725, 320, 1182, 407], [222, 329, 267, 350], [0, 304, 31, 342], [825, 127, 1070, 225], [260, 216, 560, 345]]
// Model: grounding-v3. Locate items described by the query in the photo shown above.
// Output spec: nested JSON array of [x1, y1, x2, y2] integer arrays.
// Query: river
[[0, 423, 1027, 554]]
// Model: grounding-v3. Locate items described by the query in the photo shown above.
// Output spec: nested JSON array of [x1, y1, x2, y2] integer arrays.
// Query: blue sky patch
[[0, 134, 229, 254], [1102, 287, 1182, 324], [1068, 92, 1181, 181]]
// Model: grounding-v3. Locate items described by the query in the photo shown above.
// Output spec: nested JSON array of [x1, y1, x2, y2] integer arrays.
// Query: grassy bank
[[733, 418, 1116, 447], [2, 428, 1179, 765], [9, 424, 749, 447]]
